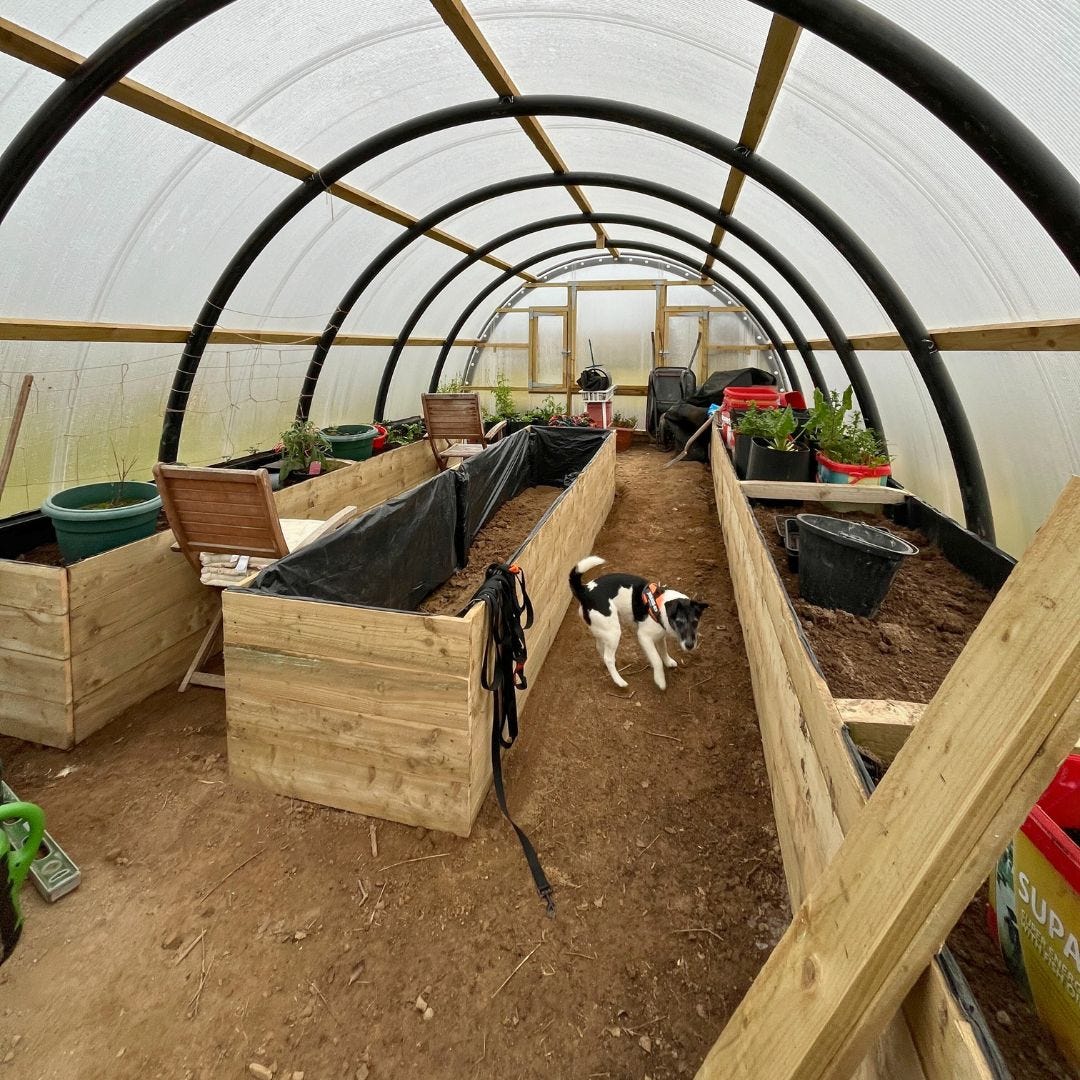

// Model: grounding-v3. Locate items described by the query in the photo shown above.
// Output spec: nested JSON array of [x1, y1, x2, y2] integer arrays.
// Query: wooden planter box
[[0, 441, 437, 749], [222, 434, 616, 836], [710, 428, 1002, 1080]]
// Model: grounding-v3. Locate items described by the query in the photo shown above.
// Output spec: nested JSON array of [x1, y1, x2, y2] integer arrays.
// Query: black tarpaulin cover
[[249, 426, 608, 611]]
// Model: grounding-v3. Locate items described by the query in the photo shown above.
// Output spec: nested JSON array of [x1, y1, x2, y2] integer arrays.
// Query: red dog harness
[[643, 582, 667, 623]]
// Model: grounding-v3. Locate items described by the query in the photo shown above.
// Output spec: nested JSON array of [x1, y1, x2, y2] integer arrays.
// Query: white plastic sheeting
[[0, 0, 1076, 554]]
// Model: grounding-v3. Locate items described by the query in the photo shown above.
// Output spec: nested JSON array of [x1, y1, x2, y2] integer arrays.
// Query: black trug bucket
[[797, 513, 919, 618], [746, 437, 812, 482]]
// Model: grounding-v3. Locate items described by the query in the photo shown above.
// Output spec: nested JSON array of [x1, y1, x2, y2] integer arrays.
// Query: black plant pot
[[733, 432, 754, 478], [746, 437, 813, 482]]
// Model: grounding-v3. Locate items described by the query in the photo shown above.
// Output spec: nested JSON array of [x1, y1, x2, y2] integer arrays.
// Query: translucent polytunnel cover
[[0, 0, 1077, 556]]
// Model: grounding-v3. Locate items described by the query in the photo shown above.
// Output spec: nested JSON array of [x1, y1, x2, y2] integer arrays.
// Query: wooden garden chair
[[153, 463, 356, 691], [420, 393, 507, 471]]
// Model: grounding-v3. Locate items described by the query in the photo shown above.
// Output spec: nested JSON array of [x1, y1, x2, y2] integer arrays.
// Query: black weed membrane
[[250, 426, 609, 612]]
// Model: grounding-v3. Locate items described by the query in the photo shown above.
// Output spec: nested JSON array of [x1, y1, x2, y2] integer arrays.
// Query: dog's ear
[[693, 600, 710, 613]]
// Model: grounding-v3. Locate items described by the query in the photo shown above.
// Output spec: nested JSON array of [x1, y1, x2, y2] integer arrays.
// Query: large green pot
[[41, 481, 162, 562], [320, 424, 378, 461]]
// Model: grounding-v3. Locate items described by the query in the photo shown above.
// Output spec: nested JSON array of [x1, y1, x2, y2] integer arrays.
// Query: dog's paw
[[653, 675, 667, 691], [664, 656, 679, 669], [611, 675, 629, 689]]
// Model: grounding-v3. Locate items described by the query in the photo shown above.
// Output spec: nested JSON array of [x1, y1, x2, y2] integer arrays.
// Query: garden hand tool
[[0, 800, 44, 965]]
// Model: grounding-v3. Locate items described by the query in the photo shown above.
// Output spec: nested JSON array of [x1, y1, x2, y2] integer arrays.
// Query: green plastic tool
[[0, 801, 45, 965]]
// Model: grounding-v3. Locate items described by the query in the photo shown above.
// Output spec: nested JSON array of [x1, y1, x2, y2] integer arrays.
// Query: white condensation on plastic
[[942, 351, 1080, 557], [861, 0, 1080, 170], [767, 33, 1080, 328], [467, 0, 768, 130]]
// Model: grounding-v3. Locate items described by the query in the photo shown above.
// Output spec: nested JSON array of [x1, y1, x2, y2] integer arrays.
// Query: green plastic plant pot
[[41, 481, 162, 563], [321, 424, 378, 461]]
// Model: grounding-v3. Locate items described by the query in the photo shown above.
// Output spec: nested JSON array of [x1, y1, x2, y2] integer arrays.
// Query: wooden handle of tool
[[0, 374, 33, 503]]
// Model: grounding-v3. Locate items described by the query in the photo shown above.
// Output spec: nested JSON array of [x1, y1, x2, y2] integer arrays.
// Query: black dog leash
[[469, 563, 555, 917]]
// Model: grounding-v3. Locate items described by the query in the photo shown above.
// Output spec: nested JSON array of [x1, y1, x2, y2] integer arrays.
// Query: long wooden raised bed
[[222, 431, 616, 836], [0, 441, 438, 749], [710, 426, 1003, 1080]]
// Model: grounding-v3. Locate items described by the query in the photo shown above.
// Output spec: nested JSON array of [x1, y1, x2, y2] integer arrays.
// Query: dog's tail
[[569, 555, 605, 605]]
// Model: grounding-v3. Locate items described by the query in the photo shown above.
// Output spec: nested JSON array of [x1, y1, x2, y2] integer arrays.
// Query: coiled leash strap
[[470, 563, 554, 916]]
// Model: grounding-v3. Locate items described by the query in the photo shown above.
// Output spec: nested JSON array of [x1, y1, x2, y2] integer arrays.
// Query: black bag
[[646, 366, 697, 440], [576, 365, 611, 392]]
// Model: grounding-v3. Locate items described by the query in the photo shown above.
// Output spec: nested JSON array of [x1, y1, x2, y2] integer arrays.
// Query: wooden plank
[[839, 698, 1080, 766], [228, 736, 473, 836], [429, 0, 614, 254], [837, 698, 927, 765], [0, 317, 483, 348], [711, 429, 993, 1080], [467, 433, 616, 823], [0, 559, 66, 613], [698, 476, 1080, 1080], [714, 434, 925, 1078], [223, 593, 471, 677], [784, 317, 1080, 352], [0, 602, 68, 659], [71, 624, 210, 743], [0, 18, 533, 281], [739, 480, 908, 505], [274, 439, 437, 519], [0, 689, 73, 749], [705, 15, 801, 260], [0, 646, 71, 705]]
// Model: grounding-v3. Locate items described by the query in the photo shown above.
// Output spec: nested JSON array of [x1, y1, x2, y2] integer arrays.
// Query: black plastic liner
[[251, 426, 609, 612]]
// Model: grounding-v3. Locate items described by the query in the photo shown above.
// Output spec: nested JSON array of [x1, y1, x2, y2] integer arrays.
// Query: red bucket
[[721, 387, 781, 448], [372, 423, 388, 452]]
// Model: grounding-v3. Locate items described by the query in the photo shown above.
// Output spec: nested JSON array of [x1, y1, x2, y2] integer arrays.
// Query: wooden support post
[[0, 373, 32, 502], [697, 477, 1080, 1080]]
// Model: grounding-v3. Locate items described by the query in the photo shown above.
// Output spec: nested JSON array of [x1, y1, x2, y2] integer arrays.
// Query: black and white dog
[[569, 556, 709, 690]]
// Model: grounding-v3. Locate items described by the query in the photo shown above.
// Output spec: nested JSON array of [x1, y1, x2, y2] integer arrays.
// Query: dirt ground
[[753, 501, 1075, 1079], [419, 486, 560, 615], [751, 503, 995, 703], [0, 447, 790, 1080]]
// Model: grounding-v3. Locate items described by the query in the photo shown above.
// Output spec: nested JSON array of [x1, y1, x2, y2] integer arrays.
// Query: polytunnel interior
[[1, 4, 1080, 1079]]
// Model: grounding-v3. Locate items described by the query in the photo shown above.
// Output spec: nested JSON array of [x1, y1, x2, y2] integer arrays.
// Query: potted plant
[[547, 412, 593, 428], [41, 447, 162, 562], [733, 403, 777, 478], [611, 412, 636, 453], [276, 419, 333, 487], [805, 387, 891, 486], [745, 406, 814, 483], [483, 372, 525, 434], [320, 423, 381, 461]]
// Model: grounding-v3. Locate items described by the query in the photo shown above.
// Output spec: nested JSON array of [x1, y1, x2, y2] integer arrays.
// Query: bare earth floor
[[0, 448, 790, 1080]]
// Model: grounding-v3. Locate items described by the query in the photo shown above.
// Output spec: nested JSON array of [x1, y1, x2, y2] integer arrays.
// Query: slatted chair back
[[153, 464, 289, 572], [421, 393, 488, 443]]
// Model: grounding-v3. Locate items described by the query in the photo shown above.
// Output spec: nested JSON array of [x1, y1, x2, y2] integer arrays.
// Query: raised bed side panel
[[274, 439, 436, 519], [67, 527, 218, 743], [466, 433, 617, 826], [223, 592, 474, 835], [710, 429, 994, 1080], [0, 560, 72, 747]]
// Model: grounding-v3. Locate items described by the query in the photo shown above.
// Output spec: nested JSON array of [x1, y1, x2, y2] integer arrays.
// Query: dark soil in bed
[[0, 447, 790, 1079], [418, 484, 561, 615], [751, 501, 1074, 1079], [751, 503, 994, 703]]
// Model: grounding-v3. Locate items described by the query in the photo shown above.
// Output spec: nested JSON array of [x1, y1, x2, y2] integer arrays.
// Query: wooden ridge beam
[[429, 0, 618, 258], [0, 317, 483, 349], [703, 15, 801, 266], [0, 17, 535, 282], [697, 476, 1080, 1080], [781, 317, 1080, 352]]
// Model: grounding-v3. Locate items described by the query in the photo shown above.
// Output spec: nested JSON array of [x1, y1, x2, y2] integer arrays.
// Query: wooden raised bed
[[222, 433, 616, 836], [710, 427, 1002, 1080], [0, 441, 437, 749]]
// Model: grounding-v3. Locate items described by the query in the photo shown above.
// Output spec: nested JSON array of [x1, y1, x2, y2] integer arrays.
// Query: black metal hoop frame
[[422, 239, 801, 396], [7, 0, 1072, 537]]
